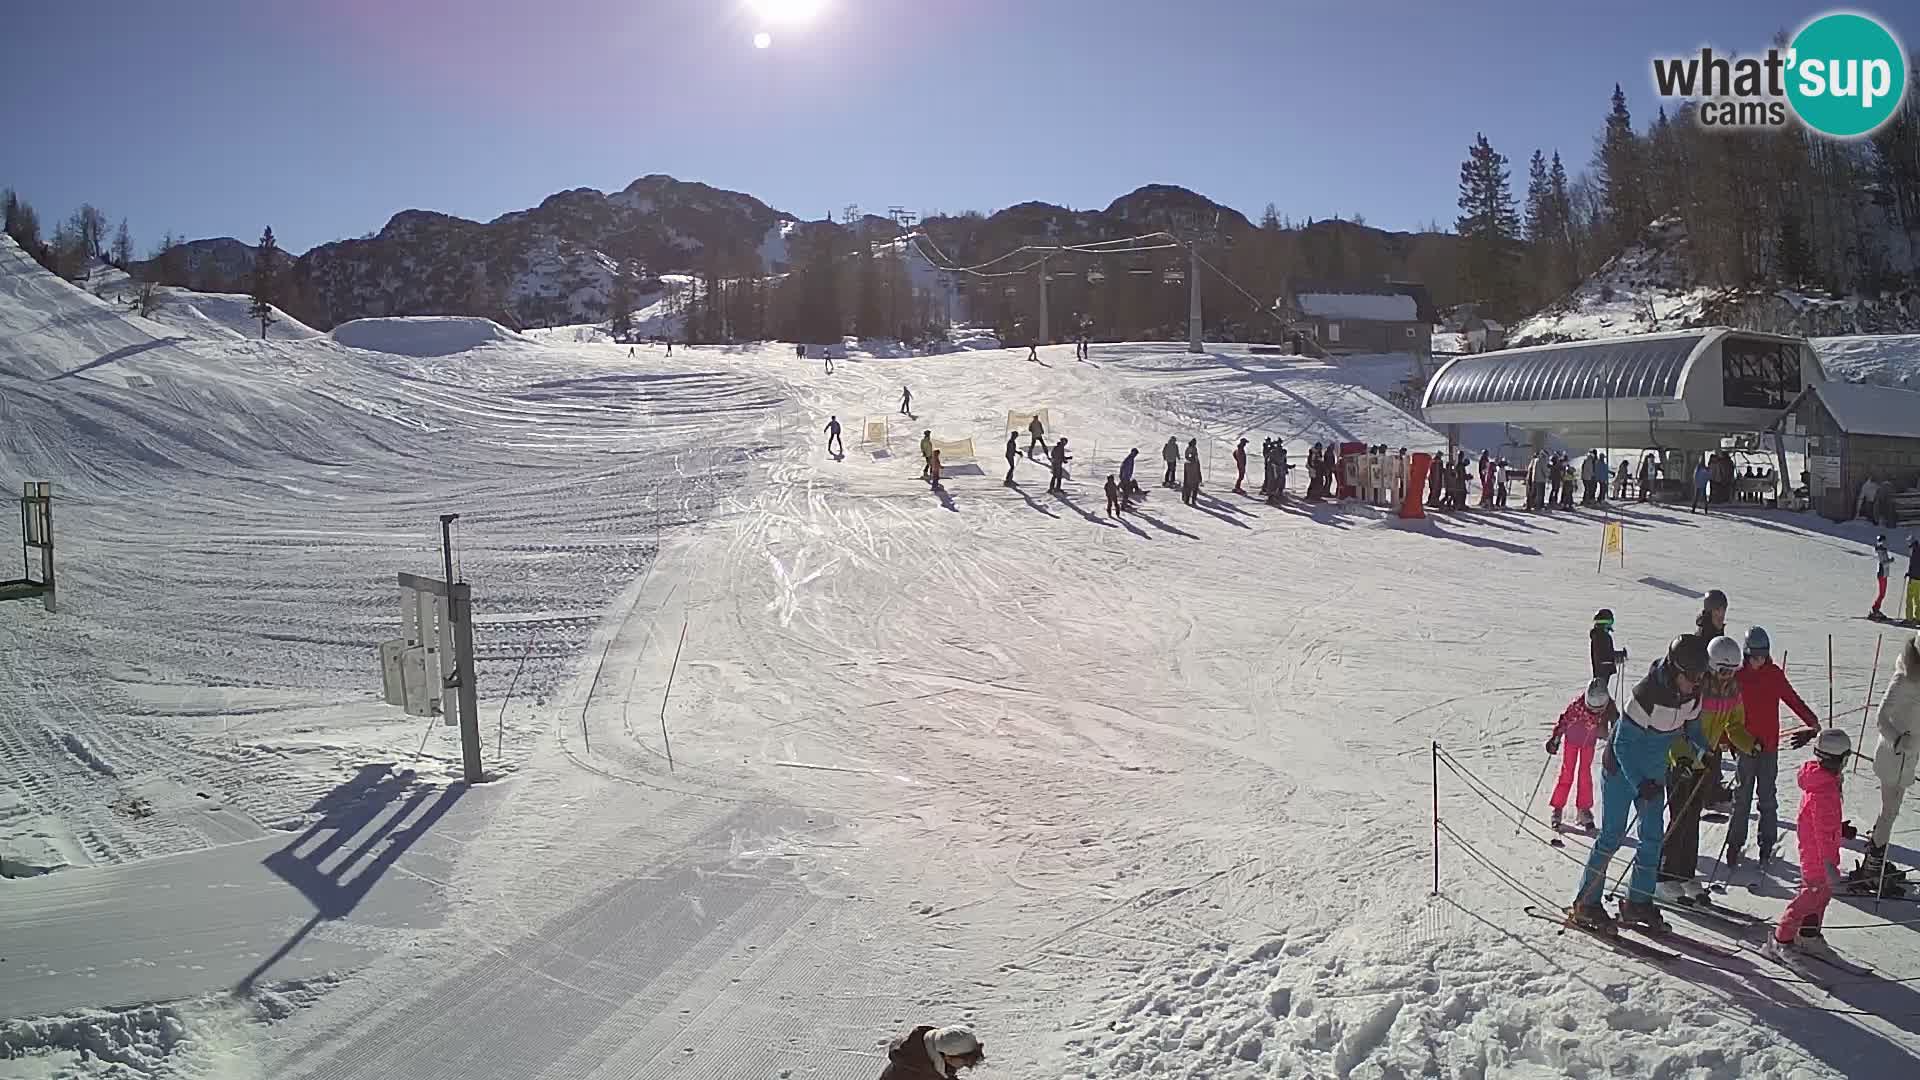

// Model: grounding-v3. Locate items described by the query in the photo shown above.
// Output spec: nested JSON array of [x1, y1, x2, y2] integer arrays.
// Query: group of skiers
[[1872, 532, 1920, 625], [1550, 588, 1920, 965]]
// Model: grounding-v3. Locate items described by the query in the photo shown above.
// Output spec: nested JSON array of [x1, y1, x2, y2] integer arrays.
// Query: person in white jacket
[[1861, 631, 1920, 885]]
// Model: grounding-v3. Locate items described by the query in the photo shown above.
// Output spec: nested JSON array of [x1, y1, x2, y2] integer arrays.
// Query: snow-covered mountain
[[284, 175, 797, 330]]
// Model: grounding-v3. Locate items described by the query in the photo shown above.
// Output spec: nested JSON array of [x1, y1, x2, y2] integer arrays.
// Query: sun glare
[[749, 0, 824, 25], [753, 31, 773, 49]]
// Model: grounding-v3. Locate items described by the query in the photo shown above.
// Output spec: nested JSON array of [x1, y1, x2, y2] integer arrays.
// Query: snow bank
[[330, 316, 531, 357], [147, 291, 320, 342]]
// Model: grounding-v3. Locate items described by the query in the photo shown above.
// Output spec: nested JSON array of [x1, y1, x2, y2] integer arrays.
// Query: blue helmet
[[1744, 626, 1771, 654]]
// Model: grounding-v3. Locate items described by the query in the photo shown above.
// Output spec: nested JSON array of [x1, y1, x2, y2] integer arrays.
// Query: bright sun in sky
[[753, 31, 773, 49], [748, 0, 824, 25]]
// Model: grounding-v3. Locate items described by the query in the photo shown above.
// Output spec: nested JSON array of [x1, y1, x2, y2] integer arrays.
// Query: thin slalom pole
[[1517, 752, 1554, 836], [1431, 740, 1441, 897], [1856, 634, 1883, 776], [1828, 634, 1835, 725]]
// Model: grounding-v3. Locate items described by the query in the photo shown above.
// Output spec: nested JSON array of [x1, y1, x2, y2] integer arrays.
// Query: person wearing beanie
[[1590, 609, 1626, 682], [1696, 589, 1729, 639], [880, 1025, 986, 1079]]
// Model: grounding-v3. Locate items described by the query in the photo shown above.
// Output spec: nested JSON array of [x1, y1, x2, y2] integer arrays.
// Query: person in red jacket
[[1729, 625, 1821, 868]]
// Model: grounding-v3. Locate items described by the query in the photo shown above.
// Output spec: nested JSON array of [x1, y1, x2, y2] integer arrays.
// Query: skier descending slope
[[879, 1025, 986, 1079], [1858, 631, 1920, 889], [1763, 729, 1853, 963], [1568, 635, 1709, 935], [1546, 678, 1615, 832]]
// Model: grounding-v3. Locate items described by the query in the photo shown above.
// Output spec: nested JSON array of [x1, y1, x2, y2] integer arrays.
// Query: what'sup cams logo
[[1651, 11, 1908, 137]]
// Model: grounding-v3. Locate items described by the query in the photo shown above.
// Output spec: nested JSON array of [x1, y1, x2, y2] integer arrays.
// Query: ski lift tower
[[1185, 240, 1202, 354]]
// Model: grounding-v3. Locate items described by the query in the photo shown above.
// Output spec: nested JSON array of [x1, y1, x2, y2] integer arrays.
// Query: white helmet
[[1814, 728, 1852, 761], [1584, 678, 1610, 710], [1706, 635, 1743, 673]]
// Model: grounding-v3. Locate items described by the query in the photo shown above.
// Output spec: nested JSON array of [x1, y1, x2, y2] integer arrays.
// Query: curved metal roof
[[1425, 333, 1707, 408]]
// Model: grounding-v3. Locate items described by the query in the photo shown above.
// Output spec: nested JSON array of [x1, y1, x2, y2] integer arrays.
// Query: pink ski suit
[[1776, 759, 1843, 943], [1548, 695, 1611, 812]]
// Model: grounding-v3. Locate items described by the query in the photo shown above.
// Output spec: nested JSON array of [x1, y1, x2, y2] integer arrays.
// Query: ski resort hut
[[1421, 328, 1822, 454], [1278, 281, 1433, 357], [1770, 381, 1920, 525]]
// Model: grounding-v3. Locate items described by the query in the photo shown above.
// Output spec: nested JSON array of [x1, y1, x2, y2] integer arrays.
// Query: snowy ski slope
[[2, 231, 1918, 1078]]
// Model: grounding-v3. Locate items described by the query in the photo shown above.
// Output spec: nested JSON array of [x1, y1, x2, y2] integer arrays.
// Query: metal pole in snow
[[1828, 635, 1835, 726], [1856, 634, 1883, 774], [660, 622, 687, 774], [1431, 740, 1441, 897]]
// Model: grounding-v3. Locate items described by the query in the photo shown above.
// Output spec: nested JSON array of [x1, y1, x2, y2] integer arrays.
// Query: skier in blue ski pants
[[1572, 648, 1708, 925]]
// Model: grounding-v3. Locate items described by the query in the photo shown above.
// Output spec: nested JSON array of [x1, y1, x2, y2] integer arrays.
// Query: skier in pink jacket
[[1765, 729, 1852, 961], [1546, 678, 1615, 831]]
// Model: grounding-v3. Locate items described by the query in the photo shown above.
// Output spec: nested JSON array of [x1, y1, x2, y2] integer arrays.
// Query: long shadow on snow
[[1190, 494, 1253, 529], [932, 481, 958, 512], [238, 765, 466, 992], [1442, 896, 1920, 1076], [46, 336, 193, 381], [1131, 507, 1199, 540], [1052, 490, 1118, 529], [1006, 481, 1060, 519], [1276, 499, 1357, 530], [1424, 524, 1541, 557]]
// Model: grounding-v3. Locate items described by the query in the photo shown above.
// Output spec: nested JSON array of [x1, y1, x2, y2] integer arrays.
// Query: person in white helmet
[[1857, 631, 1920, 891], [879, 1024, 985, 1079], [1764, 728, 1852, 962]]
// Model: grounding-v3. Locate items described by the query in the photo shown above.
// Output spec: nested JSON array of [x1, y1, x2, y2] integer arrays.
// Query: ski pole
[[1517, 752, 1554, 836], [1855, 634, 1882, 776]]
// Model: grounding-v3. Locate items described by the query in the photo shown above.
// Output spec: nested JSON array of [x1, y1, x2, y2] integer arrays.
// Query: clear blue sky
[[4, 1, 1914, 254]]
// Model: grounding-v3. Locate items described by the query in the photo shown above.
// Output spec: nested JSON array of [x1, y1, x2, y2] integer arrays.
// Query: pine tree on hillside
[[248, 226, 278, 338], [1775, 209, 1814, 289], [1456, 133, 1522, 319], [609, 260, 637, 341], [111, 219, 133, 268], [1595, 84, 1650, 252], [1546, 151, 1579, 284]]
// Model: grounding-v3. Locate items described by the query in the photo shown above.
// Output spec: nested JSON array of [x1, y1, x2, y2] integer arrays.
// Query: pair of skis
[[1525, 897, 1875, 980]]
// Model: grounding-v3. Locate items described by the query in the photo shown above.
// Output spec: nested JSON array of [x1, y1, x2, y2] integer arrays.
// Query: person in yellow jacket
[[919, 430, 934, 480], [1659, 635, 1756, 903]]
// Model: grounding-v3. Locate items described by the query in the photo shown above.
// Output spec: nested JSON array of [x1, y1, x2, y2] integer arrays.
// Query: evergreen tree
[[1595, 84, 1650, 251], [111, 219, 133, 268], [248, 226, 278, 338], [608, 260, 637, 340], [1456, 133, 1522, 318], [1775, 209, 1814, 288], [1523, 150, 1551, 242], [1547, 151, 1579, 284], [1260, 203, 1282, 230]]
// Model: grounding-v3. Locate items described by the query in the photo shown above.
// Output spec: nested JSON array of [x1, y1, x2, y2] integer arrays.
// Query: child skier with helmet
[[1568, 634, 1710, 935], [1590, 609, 1627, 682], [1547, 678, 1616, 832], [1657, 635, 1756, 903], [1729, 625, 1820, 869], [1872, 535, 1893, 619], [1763, 729, 1853, 963]]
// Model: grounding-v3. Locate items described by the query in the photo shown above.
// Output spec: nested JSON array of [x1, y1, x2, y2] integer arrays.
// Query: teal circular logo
[[1787, 13, 1907, 138]]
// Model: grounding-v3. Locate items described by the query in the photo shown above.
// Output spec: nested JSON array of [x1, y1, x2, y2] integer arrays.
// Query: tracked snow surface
[[2, 232, 1918, 1077]]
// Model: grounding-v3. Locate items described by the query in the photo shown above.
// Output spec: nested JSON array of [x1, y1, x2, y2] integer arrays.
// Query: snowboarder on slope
[[1004, 431, 1019, 485], [825, 416, 843, 457], [1048, 437, 1072, 494], [1873, 535, 1894, 618], [1568, 634, 1710, 934], [1547, 678, 1615, 832], [1860, 631, 1920, 888], [1658, 635, 1756, 903], [1162, 437, 1180, 488], [1590, 608, 1626, 682], [878, 1025, 986, 1080], [1233, 438, 1248, 494], [920, 430, 934, 480], [1763, 729, 1852, 963], [1729, 626, 1820, 868]]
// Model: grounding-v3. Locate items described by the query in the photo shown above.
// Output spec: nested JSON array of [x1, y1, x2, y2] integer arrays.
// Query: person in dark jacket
[[1696, 589, 1729, 639], [1427, 449, 1443, 506], [825, 415, 843, 457], [1104, 474, 1120, 516], [1162, 437, 1180, 487], [1049, 437, 1072, 493], [1305, 443, 1322, 497], [878, 1025, 985, 1079], [1591, 608, 1626, 682], [1181, 439, 1202, 505], [1003, 431, 1019, 485], [1119, 448, 1141, 506], [1233, 437, 1249, 494]]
